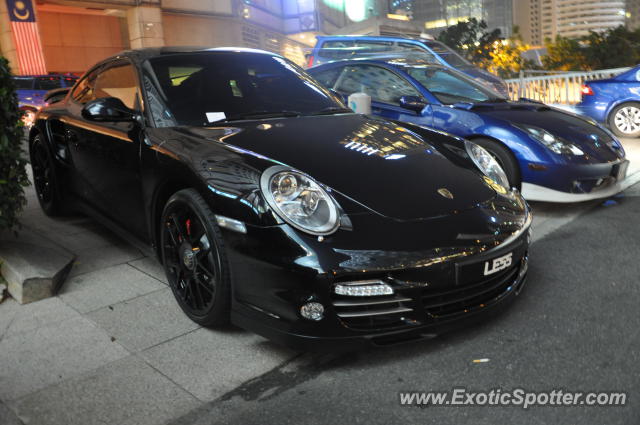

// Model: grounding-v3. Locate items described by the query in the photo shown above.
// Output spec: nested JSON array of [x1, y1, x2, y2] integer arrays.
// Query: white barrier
[[505, 68, 631, 104]]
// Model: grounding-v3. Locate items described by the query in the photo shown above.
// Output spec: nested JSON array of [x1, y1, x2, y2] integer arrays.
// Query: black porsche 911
[[29, 47, 531, 350]]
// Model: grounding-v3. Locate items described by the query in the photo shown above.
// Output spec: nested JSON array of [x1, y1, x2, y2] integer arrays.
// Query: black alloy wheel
[[30, 135, 62, 216], [160, 189, 231, 326]]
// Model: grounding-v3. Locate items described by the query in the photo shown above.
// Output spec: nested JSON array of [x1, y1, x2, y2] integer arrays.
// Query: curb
[[0, 226, 75, 304]]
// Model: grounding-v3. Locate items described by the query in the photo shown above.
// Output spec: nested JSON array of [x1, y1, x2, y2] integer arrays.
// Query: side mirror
[[81, 97, 137, 122], [399, 95, 428, 113]]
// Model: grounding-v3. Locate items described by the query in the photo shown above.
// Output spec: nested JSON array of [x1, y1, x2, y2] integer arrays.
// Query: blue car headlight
[[465, 141, 510, 190], [515, 124, 584, 156]]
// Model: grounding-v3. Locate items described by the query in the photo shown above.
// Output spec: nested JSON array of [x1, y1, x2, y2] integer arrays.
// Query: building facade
[[395, 0, 513, 38], [627, 0, 640, 29], [514, 0, 627, 45], [1, 0, 364, 75]]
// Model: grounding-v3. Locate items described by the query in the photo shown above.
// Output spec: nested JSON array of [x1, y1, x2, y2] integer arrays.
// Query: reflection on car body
[[29, 47, 531, 351]]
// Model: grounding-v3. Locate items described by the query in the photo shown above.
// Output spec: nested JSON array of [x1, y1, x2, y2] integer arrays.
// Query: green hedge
[[0, 56, 29, 231]]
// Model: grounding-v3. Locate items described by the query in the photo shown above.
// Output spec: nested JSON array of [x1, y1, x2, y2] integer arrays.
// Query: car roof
[[105, 46, 279, 65], [316, 35, 437, 43], [312, 55, 448, 70], [13, 74, 77, 79]]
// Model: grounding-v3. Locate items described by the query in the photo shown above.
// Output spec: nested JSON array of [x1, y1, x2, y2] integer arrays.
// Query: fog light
[[334, 280, 394, 296], [300, 302, 324, 321]]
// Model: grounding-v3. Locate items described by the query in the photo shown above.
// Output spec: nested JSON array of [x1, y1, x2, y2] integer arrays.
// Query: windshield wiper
[[308, 106, 354, 116], [222, 110, 301, 121]]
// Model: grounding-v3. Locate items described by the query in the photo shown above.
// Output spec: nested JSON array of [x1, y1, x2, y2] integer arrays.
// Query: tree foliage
[[437, 18, 502, 66], [581, 26, 640, 69], [439, 19, 640, 74], [0, 56, 29, 231], [488, 26, 537, 78], [543, 26, 640, 71], [542, 35, 588, 71]]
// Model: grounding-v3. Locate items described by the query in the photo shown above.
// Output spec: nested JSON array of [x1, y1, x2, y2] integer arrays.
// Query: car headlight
[[465, 141, 510, 190], [515, 124, 584, 156], [260, 166, 341, 235]]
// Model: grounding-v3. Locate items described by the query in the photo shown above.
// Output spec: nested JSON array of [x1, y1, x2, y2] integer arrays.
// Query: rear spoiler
[[43, 87, 70, 104]]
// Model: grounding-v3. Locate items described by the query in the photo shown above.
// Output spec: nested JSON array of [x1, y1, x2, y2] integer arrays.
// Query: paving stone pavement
[[0, 137, 638, 424], [0, 173, 298, 424]]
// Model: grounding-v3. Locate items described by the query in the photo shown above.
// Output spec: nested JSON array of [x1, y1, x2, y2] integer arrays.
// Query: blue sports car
[[309, 58, 628, 202], [576, 65, 640, 138], [14, 74, 77, 126], [308, 35, 508, 97]]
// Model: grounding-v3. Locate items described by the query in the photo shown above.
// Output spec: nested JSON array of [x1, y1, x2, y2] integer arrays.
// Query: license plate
[[455, 241, 525, 286], [483, 252, 513, 276], [613, 160, 629, 181]]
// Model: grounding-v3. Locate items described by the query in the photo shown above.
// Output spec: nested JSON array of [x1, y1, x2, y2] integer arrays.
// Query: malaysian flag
[[6, 0, 46, 75]]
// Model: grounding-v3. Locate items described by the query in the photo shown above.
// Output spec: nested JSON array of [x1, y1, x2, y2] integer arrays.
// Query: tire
[[471, 138, 521, 191], [608, 102, 640, 138], [30, 134, 63, 216], [160, 188, 231, 327]]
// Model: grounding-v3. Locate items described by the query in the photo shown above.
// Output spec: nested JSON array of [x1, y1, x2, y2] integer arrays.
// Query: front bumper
[[232, 253, 528, 351], [224, 206, 532, 351], [521, 158, 628, 201]]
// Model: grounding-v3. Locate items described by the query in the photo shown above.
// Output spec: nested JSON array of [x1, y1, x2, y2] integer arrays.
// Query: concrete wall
[[39, 10, 126, 73], [162, 13, 307, 65], [163, 13, 240, 47]]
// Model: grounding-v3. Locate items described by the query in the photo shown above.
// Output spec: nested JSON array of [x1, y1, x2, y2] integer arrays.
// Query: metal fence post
[[518, 69, 524, 99]]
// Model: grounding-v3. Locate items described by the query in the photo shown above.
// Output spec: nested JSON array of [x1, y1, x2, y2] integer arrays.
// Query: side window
[[354, 40, 393, 54], [397, 43, 438, 63], [312, 67, 342, 88], [334, 65, 420, 105], [318, 40, 355, 60], [71, 70, 99, 104], [34, 77, 63, 91], [14, 77, 34, 89], [93, 62, 140, 110], [63, 76, 78, 88]]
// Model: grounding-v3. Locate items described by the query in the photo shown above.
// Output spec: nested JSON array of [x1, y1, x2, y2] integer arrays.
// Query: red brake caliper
[[186, 218, 192, 238]]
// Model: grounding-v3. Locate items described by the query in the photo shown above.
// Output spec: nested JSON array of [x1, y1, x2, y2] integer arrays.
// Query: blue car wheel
[[609, 102, 640, 138]]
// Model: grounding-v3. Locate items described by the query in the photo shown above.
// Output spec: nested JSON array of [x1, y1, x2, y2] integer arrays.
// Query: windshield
[[145, 52, 342, 127], [406, 66, 504, 104], [424, 41, 472, 68]]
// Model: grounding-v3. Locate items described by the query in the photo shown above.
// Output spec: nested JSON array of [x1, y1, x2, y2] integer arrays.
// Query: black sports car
[[29, 47, 531, 350]]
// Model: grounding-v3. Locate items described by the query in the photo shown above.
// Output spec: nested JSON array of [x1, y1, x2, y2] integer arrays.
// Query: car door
[[331, 64, 433, 126], [65, 60, 147, 238]]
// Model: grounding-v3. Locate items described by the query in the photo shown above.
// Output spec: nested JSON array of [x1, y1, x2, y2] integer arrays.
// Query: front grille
[[332, 293, 413, 330], [422, 265, 520, 319], [331, 258, 524, 331]]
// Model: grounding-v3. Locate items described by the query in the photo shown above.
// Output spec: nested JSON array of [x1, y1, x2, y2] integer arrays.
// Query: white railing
[[505, 67, 631, 104]]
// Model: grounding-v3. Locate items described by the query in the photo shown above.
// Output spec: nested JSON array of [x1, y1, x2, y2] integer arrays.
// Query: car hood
[[174, 114, 496, 220], [469, 101, 623, 161]]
